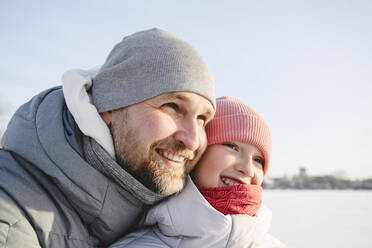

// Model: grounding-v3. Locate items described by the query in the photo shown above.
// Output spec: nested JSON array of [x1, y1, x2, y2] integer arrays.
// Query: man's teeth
[[161, 151, 185, 162], [221, 177, 240, 186]]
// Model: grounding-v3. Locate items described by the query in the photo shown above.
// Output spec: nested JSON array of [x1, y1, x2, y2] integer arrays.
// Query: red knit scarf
[[199, 184, 262, 216]]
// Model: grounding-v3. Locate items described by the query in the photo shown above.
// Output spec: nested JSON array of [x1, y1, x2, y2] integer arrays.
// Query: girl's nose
[[235, 157, 255, 177]]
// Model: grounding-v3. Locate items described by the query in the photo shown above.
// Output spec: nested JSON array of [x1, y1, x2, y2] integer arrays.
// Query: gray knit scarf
[[83, 135, 164, 205]]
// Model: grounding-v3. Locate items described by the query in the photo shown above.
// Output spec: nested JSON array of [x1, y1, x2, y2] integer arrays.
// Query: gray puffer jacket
[[0, 87, 158, 247], [110, 177, 286, 248]]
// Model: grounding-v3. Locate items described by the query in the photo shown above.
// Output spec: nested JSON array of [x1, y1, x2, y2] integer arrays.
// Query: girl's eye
[[222, 143, 239, 151], [254, 157, 264, 168]]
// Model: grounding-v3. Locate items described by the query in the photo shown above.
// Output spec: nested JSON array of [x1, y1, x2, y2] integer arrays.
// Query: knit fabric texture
[[83, 135, 165, 204], [92, 28, 215, 112], [206, 96, 272, 175], [200, 184, 262, 216]]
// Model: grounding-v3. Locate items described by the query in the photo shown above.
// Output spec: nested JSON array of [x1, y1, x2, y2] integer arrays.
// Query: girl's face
[[192, 141, 265, 189]]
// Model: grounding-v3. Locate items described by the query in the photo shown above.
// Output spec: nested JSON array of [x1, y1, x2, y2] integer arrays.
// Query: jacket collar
[[144, 176, 273, 245]]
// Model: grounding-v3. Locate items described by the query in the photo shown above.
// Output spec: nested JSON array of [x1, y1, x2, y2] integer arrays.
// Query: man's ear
[[100, 111, 112, 126]]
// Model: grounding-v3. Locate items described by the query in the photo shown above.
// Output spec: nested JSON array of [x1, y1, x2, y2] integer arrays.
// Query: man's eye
[[162, 102, 179, 111], [222, 143, 239, 151], [197, 115, 207, 126]]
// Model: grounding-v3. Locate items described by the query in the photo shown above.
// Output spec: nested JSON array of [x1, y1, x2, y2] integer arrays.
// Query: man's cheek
[[149, 116, 178, 138]]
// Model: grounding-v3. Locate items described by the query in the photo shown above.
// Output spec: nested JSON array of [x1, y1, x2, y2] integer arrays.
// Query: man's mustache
[[151, 139, 195, 161]]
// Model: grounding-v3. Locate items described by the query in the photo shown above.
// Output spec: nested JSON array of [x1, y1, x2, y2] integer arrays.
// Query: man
[[0, 28, 215, 247]]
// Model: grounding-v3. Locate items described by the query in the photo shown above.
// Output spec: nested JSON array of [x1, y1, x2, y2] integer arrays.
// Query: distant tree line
[[263, 168, 372, 190]]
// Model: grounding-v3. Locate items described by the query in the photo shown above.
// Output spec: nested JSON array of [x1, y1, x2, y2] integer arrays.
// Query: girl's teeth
[[221, 177, 239, 186]]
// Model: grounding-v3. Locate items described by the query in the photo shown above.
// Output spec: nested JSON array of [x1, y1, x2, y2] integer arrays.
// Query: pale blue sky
[[1, 0, 371, 179]]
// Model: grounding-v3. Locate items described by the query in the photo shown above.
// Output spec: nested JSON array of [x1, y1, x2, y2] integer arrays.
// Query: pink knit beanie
[[206, 96, 272, 175]]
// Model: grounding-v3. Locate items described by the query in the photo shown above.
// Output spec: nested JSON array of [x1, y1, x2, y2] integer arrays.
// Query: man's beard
[[118, 138, 195, 196], [111, 115, 197, 196]]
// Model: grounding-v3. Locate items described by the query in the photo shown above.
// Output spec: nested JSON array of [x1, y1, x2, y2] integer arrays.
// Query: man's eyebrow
[[161, 92, 214, 116], [157, 93, 189, 102]]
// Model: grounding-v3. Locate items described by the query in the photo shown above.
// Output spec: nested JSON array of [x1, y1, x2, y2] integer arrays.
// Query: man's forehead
[[154, 92, 214, 111]]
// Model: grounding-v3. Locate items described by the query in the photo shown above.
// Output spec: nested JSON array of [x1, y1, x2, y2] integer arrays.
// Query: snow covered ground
[[263, 190, 372, 247]]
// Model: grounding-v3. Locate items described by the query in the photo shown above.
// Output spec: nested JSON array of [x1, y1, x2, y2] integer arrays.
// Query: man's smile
[[156, 148, 192, 168]]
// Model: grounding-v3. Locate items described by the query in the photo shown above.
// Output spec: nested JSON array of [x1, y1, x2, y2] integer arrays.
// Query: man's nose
[[173, 118, 202, 151]]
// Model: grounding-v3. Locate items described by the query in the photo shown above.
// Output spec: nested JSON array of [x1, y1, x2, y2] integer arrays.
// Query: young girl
[[110, 96, 286, 247]]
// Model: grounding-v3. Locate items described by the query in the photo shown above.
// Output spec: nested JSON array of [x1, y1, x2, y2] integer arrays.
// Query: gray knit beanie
[[92, 28, 215, 112]]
